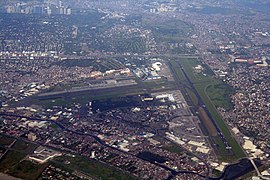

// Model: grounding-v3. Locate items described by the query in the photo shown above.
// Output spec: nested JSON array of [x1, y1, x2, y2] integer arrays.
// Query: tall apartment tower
[[58, 0, 62, 8]]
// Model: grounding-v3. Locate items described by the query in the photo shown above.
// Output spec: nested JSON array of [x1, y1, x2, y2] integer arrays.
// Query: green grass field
[[7, 160, 48, 180], [179, 58, 211, 83], [0, 136, 49, 179], [170, 61, 186, 82], [12, 140, 38, 154], [206, 83, 234, 110], [195, 83, 245, 159], [198, 107, 218, 136], [31, 79, 175, 109], [53, 155, 136, 180], [186, 88, 199, 106], [22, 85, 146, 109], [163, 143, 185, 156], [56, 58, 125, 72], [141, 78, 175, 91], [143, 18, 194, 42], [0, 135, 15, 147], [171, 58, 246, 160], [0, 150, 26, 172]]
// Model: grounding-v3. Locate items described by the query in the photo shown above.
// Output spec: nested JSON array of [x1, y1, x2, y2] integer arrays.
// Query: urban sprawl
[[0, 0, 269, 179]]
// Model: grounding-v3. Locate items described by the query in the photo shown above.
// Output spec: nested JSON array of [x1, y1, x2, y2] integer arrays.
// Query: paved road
[[249, 158, 270, 180]]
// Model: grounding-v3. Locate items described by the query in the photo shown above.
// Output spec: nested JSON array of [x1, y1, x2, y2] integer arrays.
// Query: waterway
[[137, 151, 167, 164], [210, 158, 261, 180], [0, 113, 262, 180]]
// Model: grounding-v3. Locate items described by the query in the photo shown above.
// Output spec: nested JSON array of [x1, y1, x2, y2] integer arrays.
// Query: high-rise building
[[66, 7, 72, 15], [6, 6, 15, 13], [58, 0, 62, 8], [59, 7, 64, 14], [25, 6, 32, 14], [47, 6, 52, 15]]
